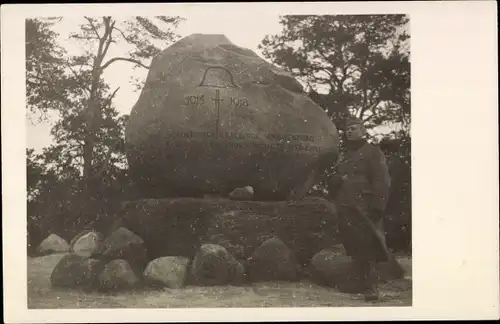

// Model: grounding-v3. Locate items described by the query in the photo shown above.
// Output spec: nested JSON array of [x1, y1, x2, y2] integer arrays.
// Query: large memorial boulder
[[125, 33, 339, 200]]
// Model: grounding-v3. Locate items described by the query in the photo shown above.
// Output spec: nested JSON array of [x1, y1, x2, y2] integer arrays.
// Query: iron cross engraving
[[211, 89, 223, 137], [198, 67, 238, 138]]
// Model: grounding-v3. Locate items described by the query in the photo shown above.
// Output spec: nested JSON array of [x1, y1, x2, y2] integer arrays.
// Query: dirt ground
[[28, 253, 412, 308]]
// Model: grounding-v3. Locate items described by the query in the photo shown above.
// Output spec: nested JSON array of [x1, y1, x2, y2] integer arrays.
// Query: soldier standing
[[327, 115, 401, 301]]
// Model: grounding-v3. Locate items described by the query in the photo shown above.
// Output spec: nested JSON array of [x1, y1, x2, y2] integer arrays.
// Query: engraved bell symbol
[[199, 67, 237, 88]]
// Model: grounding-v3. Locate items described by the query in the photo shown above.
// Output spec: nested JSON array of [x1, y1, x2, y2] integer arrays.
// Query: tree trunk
[[83, 139, 93, 179]]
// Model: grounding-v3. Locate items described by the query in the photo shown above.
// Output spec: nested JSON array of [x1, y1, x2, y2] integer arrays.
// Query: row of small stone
[[44, 228, 306, 292], [37, 228, 399, 293]]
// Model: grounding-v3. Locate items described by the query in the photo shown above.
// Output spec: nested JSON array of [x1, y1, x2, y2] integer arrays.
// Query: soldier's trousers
[[334, 205, 386, 290], [336, 205, 390, 263], [336, 204, 405, 287]]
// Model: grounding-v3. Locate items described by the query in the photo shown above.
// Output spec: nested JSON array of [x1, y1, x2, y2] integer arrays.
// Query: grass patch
[[28, 253, 412, 308]]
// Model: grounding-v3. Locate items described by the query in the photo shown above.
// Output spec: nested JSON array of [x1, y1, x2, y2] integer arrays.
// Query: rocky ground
[[28, 253, 412, 308]]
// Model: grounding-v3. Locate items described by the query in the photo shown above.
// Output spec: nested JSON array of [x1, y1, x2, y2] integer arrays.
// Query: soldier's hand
[[369, 209, 384, 223], [341, 174, 349, 181]]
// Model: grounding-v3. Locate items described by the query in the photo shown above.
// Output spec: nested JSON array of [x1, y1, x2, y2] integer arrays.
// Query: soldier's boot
[[352, 259, 380, 301], [362, 262, 380, 301], [388, 256, 406, 279], [363, 283, 380, 301]]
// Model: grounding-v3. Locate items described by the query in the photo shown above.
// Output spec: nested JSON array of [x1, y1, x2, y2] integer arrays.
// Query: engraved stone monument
[[56, 34, 399, 292], [125, 34, 340, 200]]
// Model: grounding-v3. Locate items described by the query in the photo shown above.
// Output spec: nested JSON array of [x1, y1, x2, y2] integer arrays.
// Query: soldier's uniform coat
[[328, 140, 392, 263]]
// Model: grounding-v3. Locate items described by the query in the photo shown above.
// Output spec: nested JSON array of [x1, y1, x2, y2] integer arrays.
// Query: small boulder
[[143, 256, 191, 289], [310, 247, 406, 290], [247, 237, 300, 282], [207, 233, 245, 260], [50, 254, 86, 288], [50, 254, 103, 289], [310, 249, 350, 285], [72, 231, 103, 257], [92, 227, 148, 277], [228, 186, 254, 201], [69, 229, 94, 247], [190, 244, 246, 286], [310, 249, 371, 293], [98, 259, 139, 292], [36, 234, 70, 255], [80, 258, 105, 289]]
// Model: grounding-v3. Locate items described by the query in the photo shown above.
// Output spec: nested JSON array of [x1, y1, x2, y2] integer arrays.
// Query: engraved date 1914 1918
[[184, 94, 248, 108], [184, 94, 205, 105]]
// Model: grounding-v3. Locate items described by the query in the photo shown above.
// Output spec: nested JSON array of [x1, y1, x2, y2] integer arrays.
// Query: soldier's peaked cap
[[345, 115, 363, 127]]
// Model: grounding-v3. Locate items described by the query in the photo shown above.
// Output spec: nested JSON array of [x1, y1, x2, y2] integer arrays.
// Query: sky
[[27, 14, 285, 152]]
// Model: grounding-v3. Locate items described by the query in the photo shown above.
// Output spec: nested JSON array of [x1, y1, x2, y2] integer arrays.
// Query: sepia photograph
[[2, 2, 498, 322], [24, 12, 412, 308]]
